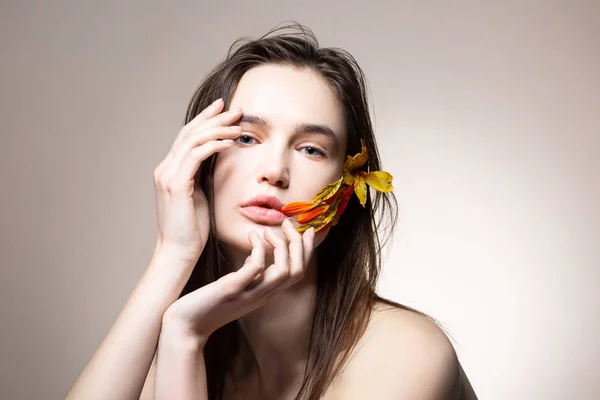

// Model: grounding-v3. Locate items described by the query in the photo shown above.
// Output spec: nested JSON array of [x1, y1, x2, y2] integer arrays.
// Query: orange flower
[[281, 139, 394, 233]]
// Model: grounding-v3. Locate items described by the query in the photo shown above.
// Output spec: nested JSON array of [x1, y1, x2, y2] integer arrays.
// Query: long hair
[[178, 21, 453, 400]]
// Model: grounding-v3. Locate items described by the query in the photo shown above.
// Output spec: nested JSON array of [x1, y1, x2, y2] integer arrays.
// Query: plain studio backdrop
[[1, 1, 598, 399]]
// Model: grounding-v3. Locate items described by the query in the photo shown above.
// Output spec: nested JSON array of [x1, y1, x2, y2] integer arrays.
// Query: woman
[[66, 23, 478, 400]]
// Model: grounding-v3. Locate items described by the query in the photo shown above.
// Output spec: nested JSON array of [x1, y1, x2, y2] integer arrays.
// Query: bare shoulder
[[330, 301, 477, 400]]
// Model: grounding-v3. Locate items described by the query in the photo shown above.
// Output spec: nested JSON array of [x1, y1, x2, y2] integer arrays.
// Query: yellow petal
[[365, 171, 394, 192], [295, 218, 326, 233], [315, 199, 341, 231], [296, 224, 312, 234], [313, 176, 343, 204], [343, 139, 368, 171], [342, 169, 354, 185], [354, 177, 368, 206]]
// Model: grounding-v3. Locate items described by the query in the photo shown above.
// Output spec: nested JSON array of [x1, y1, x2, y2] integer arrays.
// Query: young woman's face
[[213, 64, 347, 252]]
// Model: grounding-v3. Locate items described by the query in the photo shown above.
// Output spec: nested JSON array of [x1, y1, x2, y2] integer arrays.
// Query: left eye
[[300, 146, 326, 157]]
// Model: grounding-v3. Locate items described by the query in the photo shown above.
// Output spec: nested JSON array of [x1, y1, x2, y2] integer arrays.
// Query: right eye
[[234, 134, 257, 145]]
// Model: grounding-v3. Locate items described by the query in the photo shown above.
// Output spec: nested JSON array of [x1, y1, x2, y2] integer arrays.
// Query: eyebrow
[[238, 114, 341, 150]]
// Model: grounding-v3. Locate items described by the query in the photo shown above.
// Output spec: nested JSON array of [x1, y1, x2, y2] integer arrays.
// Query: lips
[[240, 194, 287, 225], [241, 194, 284, 210]]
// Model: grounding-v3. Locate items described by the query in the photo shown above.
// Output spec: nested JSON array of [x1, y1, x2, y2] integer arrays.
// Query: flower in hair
[[280, 139, 393, 233]]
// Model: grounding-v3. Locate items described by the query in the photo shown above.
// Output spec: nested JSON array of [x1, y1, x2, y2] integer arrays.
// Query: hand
[[152, 98, 242, 265], [161, 220, 316, 346]]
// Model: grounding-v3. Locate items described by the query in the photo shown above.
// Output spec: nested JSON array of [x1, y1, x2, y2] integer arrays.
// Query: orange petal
[[280, 201, 317, 216], [297, 205, 329, 224], [294, 196, 343, 232]]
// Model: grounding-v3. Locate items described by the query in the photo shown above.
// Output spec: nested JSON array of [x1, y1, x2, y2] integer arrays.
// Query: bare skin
[[141, 301, 478, 400], [143, 65, 478, 399], [151, 64, 345, 399], [67, 62, 477, 399], [211, 64, 346, 388], [65, 98, 246, 400]]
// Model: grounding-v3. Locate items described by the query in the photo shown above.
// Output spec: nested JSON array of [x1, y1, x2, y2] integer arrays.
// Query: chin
[[215, 219, 270, 252], [216, 229, 252, 252]]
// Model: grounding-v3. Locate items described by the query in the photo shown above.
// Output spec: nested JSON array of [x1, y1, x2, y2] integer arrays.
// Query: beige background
[[1, 1, 598, 399]]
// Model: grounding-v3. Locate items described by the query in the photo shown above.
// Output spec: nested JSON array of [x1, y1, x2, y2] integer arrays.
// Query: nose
[[257, 143, 290, 188]]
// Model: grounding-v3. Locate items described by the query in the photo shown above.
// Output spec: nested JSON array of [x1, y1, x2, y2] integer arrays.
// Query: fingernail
[[211, 98, 223, 106], [283, 219, 292, 228]]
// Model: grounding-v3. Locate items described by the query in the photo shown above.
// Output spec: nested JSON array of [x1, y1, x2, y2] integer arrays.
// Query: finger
[[302, 227, 316, 269], [166, 125, 241, 177], [246, 270, 266, 291], [281, 219, 304, 282], [166, 111, 241, 174], [169, 139, 236, 192], [243, 227, 288, 298], [195, 107, 243, 132], [237, 230, 266, 288], [246, 229, 281, 289], [173, 98, 225, 150], [172, 107, 242, 158], [175, 108, 242, 156], [156, 98, 225, 176], [263, 227, 290, 283]]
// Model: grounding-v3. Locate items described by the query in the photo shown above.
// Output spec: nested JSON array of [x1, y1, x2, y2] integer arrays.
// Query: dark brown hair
[[179, 21, 453, 400]]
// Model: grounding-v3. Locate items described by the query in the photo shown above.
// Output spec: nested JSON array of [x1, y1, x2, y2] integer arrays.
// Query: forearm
[[154, 324, 208, 400], [66, 251, 196, 400]]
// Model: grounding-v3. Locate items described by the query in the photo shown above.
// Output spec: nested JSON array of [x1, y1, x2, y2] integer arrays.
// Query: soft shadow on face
[[211, 64, 348, 266]]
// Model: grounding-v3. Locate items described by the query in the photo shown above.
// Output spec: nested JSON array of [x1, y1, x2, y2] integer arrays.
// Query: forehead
[[229, 64, 346, 145]]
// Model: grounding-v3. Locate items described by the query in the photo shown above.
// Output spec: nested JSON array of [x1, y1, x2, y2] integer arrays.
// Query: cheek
[[212, 156, 239, 225], [300, 168, 343, 200], [212, 152, 239, 194]]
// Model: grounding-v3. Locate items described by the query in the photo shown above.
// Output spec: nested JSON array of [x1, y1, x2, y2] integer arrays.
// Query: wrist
[[152, 244, 202, 269], [147, 248, 199, 287], [160, 312, 209, 352]]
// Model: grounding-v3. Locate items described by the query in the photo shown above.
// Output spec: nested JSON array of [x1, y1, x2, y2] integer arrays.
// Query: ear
[[331, 216, 340, 227]]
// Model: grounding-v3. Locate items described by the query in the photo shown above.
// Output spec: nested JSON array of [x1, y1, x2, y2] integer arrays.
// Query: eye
[[300, 146, 327, 158], [234, 134, 328, 158], [234, 134, 256, 145]]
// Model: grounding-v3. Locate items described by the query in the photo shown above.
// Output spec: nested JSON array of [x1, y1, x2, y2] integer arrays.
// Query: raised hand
[[160, 219, 316, 346], [152, 98, 242, 265]]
